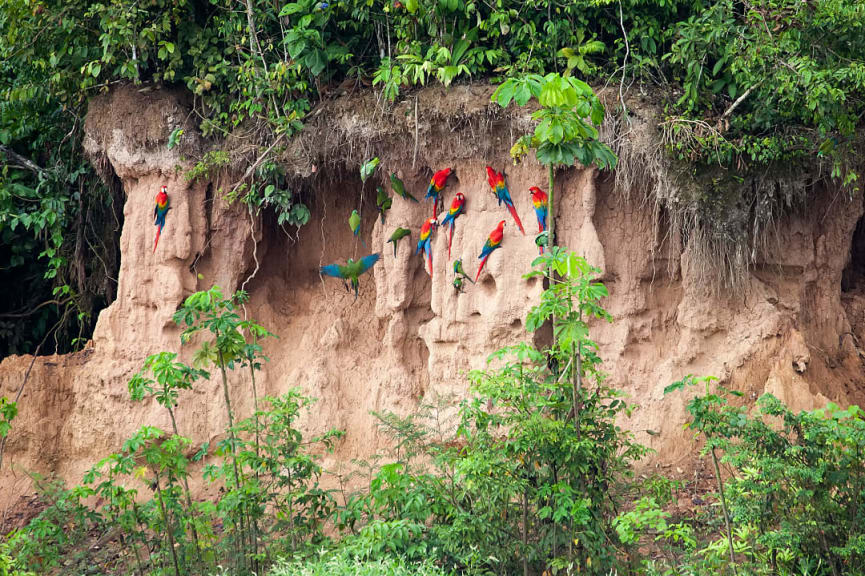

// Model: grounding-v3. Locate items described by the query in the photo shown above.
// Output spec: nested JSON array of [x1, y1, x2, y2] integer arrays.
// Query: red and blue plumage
[[439, 192, 465, 258], [475, 220, 506, 283], [415, 217, 438, 277], [530, 186, 549, 253], [153, 185, 170, 253], [425, 168, 453, 219], [485, 167, 525, 235]]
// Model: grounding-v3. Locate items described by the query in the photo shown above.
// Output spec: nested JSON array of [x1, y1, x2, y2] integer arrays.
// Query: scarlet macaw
[[319, 253, 381, 300], [415, 217, 438, 277], [439, 192, 466, 258], [425, 168, 453, 218], [529, 186, 549, 253], [153, 185, 170, 253], [475, 220, 506, 283], [485, 167, 524, 234]]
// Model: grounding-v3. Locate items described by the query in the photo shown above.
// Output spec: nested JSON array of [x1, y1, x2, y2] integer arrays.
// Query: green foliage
[[270, 551, 452, 576], [4, 288, 338, 576], [666, 0, 865, 185], [658, 378, 865, 575], [494, 73, 616, 170], [336, 249, 646, 575], [0, 396, 16, 439]]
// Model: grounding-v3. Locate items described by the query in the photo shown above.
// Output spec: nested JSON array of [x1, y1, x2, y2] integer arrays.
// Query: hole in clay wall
[[842, 215, 865, 293], [479, 273, 497, 297]]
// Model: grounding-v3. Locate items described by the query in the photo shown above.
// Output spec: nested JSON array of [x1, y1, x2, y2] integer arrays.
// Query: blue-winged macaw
[[439, 192, 465, 258], [475, 220, 506, 282], [485, 167, 525, 235], [319, 253, 381, 300], [153, 185, 170, 253], [530, 186, 548, 253], [415, 217, 438, 277]]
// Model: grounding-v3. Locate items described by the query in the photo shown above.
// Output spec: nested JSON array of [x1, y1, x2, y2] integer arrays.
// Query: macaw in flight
[[475, 220, 506, 283], [530, 186, 549, 253], [415, 217, 438, 277], [153, 185, 170, 253], [485, 167, 524, 234], [439, 192, 466, 258], [319, 253, 381, 300], [426, 168, 453, 218]]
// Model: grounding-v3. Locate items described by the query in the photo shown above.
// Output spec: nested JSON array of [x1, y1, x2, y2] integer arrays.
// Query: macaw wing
[[320, 263, 348, 279], [353, 253, 381, 276]]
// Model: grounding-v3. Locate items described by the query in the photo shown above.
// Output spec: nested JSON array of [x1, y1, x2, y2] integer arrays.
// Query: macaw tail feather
[[392, 241, 397, 258], [427, 253, 433, 277], [153, 224, 163, 253], [506, 202, 525, 235], [475, 254, 490, 283], [380, 212, 386, 225], [359, 236, 368, 249], [465, 273, 475, 284]]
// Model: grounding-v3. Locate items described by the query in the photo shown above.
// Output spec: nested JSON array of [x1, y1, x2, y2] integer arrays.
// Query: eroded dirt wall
[[2, 85, 865, 519]]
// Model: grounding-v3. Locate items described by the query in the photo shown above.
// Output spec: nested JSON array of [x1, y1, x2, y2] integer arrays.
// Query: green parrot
[[349, 209, 367, 248], [452, 275, 465, 293], [453, 258, 474, 284], [390, 172, 419, 203], [376, 186, 393, 224], [387, 227, 411, 257], [320, 253, 381, 300]]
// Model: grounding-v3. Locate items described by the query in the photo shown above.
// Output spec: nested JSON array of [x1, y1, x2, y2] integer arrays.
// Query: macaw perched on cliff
[[485, 167, 525, 235], [453, 258, 474, 284], [415, 217, 438, 277], [319, 253, 381, 300], [439, 192, 466, 258], [376, 187, 393, 224], [425, 168, 453, 218], [529, 186, 548, 253], [387, 227, 411, 257], [153, 185, 170, 253], [475, 220, 506, 283], [349, 209, 367, 248], [390, 172, 419, 203]]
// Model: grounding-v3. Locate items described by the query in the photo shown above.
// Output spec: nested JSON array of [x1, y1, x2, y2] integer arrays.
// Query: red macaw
[[415, 217, 438, 277], [530, 186, 549, 253], [153, 185, 170, 253], [475, 220, 506, 283], [425, 168, 453, 218], [439, 192, 466, 258], [485, 167, 525, 235]]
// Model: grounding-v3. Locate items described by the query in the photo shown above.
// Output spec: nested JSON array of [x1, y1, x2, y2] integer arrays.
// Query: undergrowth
[[3, 249, 865, 575]]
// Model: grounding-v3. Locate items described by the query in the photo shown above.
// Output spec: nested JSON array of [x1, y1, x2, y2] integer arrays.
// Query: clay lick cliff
[[2, 84, 865, 513]]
